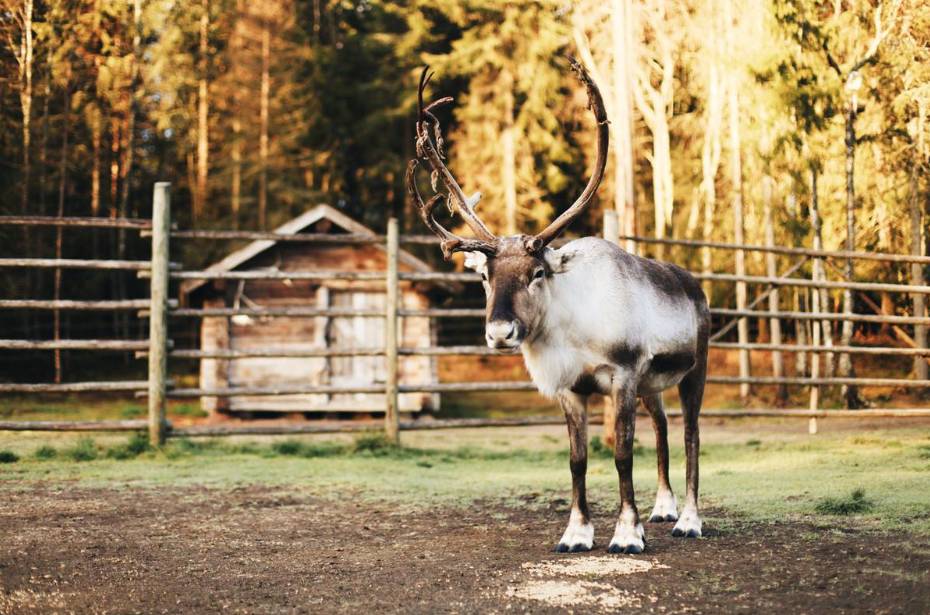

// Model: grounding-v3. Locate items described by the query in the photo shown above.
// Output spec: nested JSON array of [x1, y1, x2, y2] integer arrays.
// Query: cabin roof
[[180, 204, 444, 299]]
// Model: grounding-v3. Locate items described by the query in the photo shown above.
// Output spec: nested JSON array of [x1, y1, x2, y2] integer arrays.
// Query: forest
[[0, 1, 928, 387]]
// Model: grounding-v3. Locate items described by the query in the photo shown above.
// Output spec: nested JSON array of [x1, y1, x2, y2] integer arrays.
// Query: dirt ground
[[2, 485, 928, 614]]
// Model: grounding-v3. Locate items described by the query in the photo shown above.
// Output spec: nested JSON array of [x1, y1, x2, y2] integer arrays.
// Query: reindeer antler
[[528, 58, 609, 252], [407, 61, 607, 257], [407, 67, 498, 259]]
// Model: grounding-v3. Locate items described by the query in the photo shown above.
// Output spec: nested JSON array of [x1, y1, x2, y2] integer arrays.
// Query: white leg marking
[[671, 503, 702, 538], [607, 509, 645, 555], [648, 489, 678, 523], [556, 508, 594, 553]]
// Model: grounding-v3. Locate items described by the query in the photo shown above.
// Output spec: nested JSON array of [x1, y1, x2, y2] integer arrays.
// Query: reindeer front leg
[[555, 390, 593, 552], [608, 385, 645, 554]]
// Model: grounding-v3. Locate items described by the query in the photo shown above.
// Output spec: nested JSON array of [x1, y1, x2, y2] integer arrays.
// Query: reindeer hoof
[[671, 507, 702, 538], [648, 491, 678, 523], [555, 542, 593, 553], [607, 521, 645, 554], [607, 542, 644, 555], [648, 513, 678, 523]]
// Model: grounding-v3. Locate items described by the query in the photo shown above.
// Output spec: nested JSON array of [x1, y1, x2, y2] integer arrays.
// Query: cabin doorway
[[328, 290, 386, 404]]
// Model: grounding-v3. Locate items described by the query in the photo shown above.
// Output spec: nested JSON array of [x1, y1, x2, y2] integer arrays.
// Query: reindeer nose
[[486, 320, 521, 349]]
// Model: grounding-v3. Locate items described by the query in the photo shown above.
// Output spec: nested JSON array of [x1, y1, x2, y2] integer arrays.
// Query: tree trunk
[[501, 67, 518, 236], [258, 17, 270, 229], [115, 0, 143, 345], [794, 289, 808, 375], [762, 176, 787, 405], [91, 110, 102, 216], [840, 99, 863, 408], [910, 166, 928, 382], [700, 59, 723, 299], [109, 114, 121, 339], [38, 67, 49, 216], [610, 0, 636, 251], [652, 109, 673, 256], [18, 0, 34, 218], [232, 115, 241, 228], [728, 81, 750, 401], [54, 83, 71, 384], [196, 0, 210, 224], [17, 0, 35, 335], [809, 168, 835, 377]]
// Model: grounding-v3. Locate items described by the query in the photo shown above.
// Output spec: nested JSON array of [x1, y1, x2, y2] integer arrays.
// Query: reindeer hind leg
[[672, 328, 708, 538], [643, 393, 678, 523]]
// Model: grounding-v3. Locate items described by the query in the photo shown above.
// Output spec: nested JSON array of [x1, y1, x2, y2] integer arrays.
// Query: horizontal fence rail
[[0, 339, 155, 351], [159, 270, 386, 281], [2, 188, 928, 440], [0, 299, 172, 311], [617, 233, 930, 265], [0, 215, 153, 229], [0, 258, 179, 271], [0, 381, 149, 393]]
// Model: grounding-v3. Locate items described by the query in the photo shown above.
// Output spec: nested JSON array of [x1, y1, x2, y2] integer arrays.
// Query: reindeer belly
[[636, 350, 696, 395]]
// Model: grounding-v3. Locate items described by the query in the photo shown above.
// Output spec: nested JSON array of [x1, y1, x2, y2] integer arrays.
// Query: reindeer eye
[[481, 272, 488, 282], [532, 269, 545, 281]]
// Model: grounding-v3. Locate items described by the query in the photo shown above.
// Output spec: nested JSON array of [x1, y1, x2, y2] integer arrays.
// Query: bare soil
[[1, 485, 928, 614]]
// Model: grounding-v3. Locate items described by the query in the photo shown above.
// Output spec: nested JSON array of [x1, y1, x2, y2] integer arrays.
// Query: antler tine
[[529, 57, 609, 252], [415, 66, 498, 244], [406, 160, 497, 260]]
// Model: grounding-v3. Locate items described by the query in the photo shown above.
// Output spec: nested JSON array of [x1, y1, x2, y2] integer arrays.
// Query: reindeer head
[[406, 60, 608, 350]]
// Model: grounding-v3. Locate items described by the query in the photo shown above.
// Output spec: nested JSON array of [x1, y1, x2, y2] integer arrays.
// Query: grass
[[67, 438, 98, 462], [1, 421, 929, 534], [815, 488, 874, 515]]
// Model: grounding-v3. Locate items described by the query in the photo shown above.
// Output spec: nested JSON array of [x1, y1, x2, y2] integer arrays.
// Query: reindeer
[[405, 61, 709, 554]]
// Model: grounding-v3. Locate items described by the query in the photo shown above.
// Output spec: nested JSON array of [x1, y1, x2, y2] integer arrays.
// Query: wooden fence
[[1, 182, 929, 445]]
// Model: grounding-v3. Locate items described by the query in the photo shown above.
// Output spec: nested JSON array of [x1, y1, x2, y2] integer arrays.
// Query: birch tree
[[630, 0, 679, 253], [572, 0, 637, 248]]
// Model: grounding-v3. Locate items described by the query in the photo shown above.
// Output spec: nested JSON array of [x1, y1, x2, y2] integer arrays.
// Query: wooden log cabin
[[180, 205, 443, 417]]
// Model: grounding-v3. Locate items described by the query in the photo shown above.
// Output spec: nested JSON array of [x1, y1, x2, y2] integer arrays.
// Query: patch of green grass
[[270, 439, 347, 458], [746, 439, 762, 447], [0, 450, 19, 463], [2, 425, 929, 535], [105, 432, 151, 460], [815, 488, 874, 515], [34, 446, 57, 460], [590, 436, 612, 458], [352, 433, 400, 455], [120, 405, 145, 419], [67, 438, 98, 462], [916, 445, 930, 460]]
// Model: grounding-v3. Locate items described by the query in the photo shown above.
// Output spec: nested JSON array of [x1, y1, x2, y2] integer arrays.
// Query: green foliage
[[352, 433, 401, 456], [0, 450, 19, 463], [67, 438, 98, 462], [815, 488, 874, 516], [105, 432, 151, 460], [270, 439, 347, 458], [589, 436, 613, 459], [34, 446, 58, 460]]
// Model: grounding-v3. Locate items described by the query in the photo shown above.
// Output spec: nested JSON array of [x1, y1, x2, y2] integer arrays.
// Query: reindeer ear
[[542, 247, 575, 274], [462, 251, 488, 272]]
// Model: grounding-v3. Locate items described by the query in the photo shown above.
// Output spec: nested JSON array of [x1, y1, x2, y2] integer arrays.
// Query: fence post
[[148, 182, 171, 446], [762, 178, 787, 406], [910, 179, 928, 381], [602, 210, 619, 449], [384, 217, 400, 444]]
